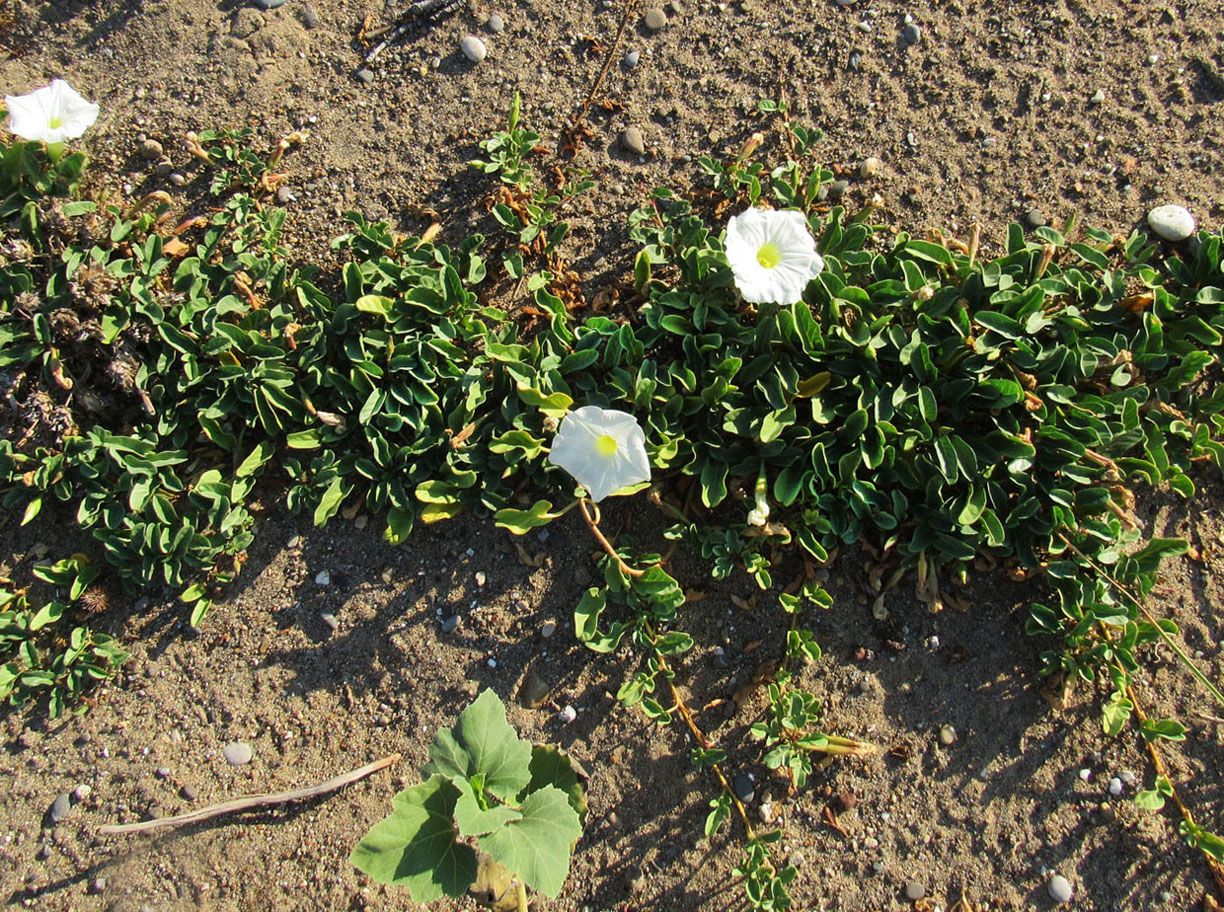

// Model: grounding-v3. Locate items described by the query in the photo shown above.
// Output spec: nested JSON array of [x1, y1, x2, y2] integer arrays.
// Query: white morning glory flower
[[549, 405, 651, 502], [724, 207, 824, 305], [5, 79, 100, 144]]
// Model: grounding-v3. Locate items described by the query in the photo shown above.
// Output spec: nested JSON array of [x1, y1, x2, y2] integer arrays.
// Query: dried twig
[[97, 753, 401, 836], [569, 0, 640, 132], [364, 0, 464, 62]]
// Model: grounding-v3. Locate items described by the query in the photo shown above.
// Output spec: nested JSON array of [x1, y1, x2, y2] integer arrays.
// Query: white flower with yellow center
[[5, 79, 100, 145], [724, 207, 824, 305], [548, 406, 651, 502]]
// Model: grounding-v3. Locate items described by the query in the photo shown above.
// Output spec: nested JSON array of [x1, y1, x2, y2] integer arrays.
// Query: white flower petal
[[5, 79, 99, 144], [548, 406, 651, 502], [724, 207, 824, 305]]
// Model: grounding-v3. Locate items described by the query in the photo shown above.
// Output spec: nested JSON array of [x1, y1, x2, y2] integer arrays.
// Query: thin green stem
[[1057, 531, 1224, 710]]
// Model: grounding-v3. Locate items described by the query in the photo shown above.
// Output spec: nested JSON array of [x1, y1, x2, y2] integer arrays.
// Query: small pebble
[[276, 186, 296, 205], [1147, 204, 1195, 242], [901, 23, 921, 45], [475, 571, 487, 587], [1109, 777, 1123, 796], [858, 156, 882, 178], [623, 49, 640, 68], [302, 4, 321, 28], [905, 881, 926, 901], [181, 784, 199, 801], [873, 860, 886, 874], [621, 126, 646, 156], [355, 68, 374, 84], [169, 172, 186, 187], [223, 742, 253, 766], [758, 801, 776, 824], [460, 35, 487, 63], [72, 784, 91, 802], [1120, 770, 1137, 786], [487, 657, 498, 669], [1048, 874, 1073, 904], [828, 179, 850, 199], [486, 13, 505, 32], [557, 705, 577, 724], [731, 772, 755, 803], [320, 611, 339, 632], [155, 767, 171, 779], [1078, 768, 1092, 782], [938, 724, 957, 746], [253, 0, 288, 8], [89, 877, 107, 895], [541, 621, 557, 639], [49, 793, 72, 823], [519, 670, 552, 708], [643, 8, 667, 30], [441, 615, 460, 634], [1089, 88, 1106, 104], [314, 570, 331, 586], [1025, 208, 1048, 229], [139, 138, 163, 161]]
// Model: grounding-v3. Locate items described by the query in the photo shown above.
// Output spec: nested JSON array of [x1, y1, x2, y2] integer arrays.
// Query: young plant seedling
[[350, 689, 586, 911]]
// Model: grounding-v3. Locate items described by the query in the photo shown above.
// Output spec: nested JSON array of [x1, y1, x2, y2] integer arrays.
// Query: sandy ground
[[2, 0, 1224, 909]]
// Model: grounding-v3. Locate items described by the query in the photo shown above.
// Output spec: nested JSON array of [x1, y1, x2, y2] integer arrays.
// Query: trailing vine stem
[[642, 619, 758, 842]]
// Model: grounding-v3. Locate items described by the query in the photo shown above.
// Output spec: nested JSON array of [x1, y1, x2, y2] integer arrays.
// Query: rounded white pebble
[[1109, 777, 1123, 796], [1078, 768, 1091, 783], [1048, 874, 1073, 904], [314, 570, 331, 586], [1147, 205, 1196, 242], [460, 35, 487, 63], [487, 657, 497, 669], [557, 705, 577, 724]]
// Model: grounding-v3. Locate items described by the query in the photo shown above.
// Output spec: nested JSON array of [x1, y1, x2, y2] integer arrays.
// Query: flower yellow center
[[756, 242, 782, 269], [48, 116, 64, 129], [595, 434, 618, 457]]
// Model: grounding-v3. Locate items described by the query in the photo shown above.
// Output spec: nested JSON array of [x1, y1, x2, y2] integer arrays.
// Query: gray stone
[[623, 49, 640, 68], [621, 126, 646, 156], [139, 139, 163, 161], [254, 0, 288, 8], [904, 881, 926, 901], [302, 3, 321, 28], [1024, 209, 1047, 229], [460, 35, 487, 63], [643, 8, 667, 30], [1147, 204, 1195, 242], [541, 621, 557, 638], [731, 772, 755, 803], [1048, 874, 1073, 904], [486, 13, 505, 33], [89, 877, 107, 895], [440, 615, 460, 633], [829, 179, 850, 199], [223, 742, 253, 766], [181, 784, 199, 800], [49, 793, 72, 823], [71, 784, 91, 802], [355, 69, 374, 85], [902, 23, 921, 44], [169, 172, 186, 187], [314, 569, 331, 585]]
